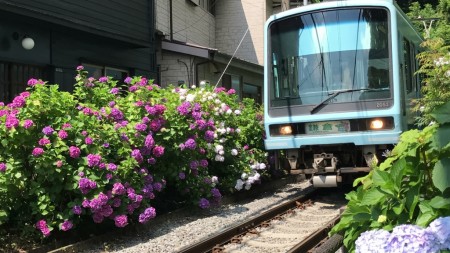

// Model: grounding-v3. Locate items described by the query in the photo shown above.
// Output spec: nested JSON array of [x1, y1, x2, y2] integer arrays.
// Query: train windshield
[[269, 8, 390, 107]]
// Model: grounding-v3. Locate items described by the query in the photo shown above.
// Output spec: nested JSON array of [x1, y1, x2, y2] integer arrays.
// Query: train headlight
[[369, 119, 384, 130], [279, 125, 293, 135]]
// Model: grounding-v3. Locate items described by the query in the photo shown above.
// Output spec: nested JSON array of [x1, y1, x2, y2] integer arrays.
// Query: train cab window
[[269, 8, 391, 107], [403, 38, 414, 93]]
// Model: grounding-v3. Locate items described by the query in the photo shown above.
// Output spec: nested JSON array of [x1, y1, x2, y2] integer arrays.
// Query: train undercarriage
[[273, 143, 393, 187]]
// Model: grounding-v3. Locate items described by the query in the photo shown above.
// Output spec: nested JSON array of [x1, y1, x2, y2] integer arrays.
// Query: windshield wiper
[[310, 88, 370, 114]]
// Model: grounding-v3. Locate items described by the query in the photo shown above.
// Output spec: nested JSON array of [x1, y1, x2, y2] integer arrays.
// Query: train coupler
[[312, 153, 337, 173]]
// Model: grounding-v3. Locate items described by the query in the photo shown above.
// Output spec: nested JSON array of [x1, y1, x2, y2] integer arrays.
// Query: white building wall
[[215, 0, 268, 65]]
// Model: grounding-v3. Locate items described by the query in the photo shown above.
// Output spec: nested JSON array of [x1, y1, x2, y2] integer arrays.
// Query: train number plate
[[305, 120, 350, 134]]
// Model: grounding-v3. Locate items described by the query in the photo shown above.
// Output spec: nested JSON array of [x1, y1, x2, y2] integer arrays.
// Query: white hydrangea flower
[[234, 109, 241, 115], [236, 128, 241, 134], [231, 149, 238, 156], [226, 127, 231, 133], [245, 182, 252, 190], [186, 94, 196, 102], [226, 109, 232, 114], [191, 85, 196, 89], [259, 163, 266, 170], [235, 179, 244, 190], [218, 150, 224, 155], [250, 164, 257, 170], [214, 133, 218, 138], [215, 145, 224, 153], [211, 176, 219, 184], [215, 154, 224, 162], [208, 95, 213, 100], [241, 173, 248, 180]]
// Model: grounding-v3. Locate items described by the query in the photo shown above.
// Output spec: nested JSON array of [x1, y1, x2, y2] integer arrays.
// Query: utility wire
[[215, 27, 249, 87]]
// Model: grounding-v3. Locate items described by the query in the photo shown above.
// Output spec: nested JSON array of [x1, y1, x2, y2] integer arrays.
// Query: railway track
[[177, 188, 347, 253]]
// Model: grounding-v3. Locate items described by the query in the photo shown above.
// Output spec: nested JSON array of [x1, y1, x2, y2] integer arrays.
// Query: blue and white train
[[263, 0, 422, 187]]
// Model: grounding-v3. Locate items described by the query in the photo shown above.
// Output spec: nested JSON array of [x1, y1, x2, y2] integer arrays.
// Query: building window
[[82, 63, 129, 82], [243, 83, 262, 104], [199, 0, 216, 15]]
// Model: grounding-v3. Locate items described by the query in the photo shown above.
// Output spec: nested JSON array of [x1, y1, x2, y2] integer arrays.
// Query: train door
[[402, 37, 419, 129]]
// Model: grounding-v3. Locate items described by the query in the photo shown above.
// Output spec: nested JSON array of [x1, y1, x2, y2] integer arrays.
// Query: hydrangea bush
[[0, 66, 269, 239]]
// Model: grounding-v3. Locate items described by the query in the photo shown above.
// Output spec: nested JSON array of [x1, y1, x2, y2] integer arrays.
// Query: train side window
[[403, 38, 413, 93]]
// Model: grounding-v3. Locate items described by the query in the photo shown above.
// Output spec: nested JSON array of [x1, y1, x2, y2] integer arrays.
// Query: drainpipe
[[170, 0, 173, 41]]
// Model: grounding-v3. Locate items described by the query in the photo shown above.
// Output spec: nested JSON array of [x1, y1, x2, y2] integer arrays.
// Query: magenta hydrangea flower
[[32, 147, 44, 157], [86, 154, 102, 167], [152, 146, 165, 157], [99, 76, 108, 83], [112, 182, 126, 195], [58, 130, 68, 139], [0, 163, 6, 173], [38, 138, 51, 146], [135, 123, 147, 132], [5, 115, 19, 129], [27, 78, 43, 87], [78, 177, 97, 194], [204, 130, 215, 143], [85, 137, 93, 145], [110, 87, 119, 94], [69, 146, 81, 158], [107, 163, 117, 171], [35, 219, 51, 237], [60, 220, 73, 231], [124, 76, 132, 84], [10, 95, 26, 108], [22, 119, 34, 129], [114, 214, 128, 228], [144, 135, 155, 149], [76, 65, 84, 71]]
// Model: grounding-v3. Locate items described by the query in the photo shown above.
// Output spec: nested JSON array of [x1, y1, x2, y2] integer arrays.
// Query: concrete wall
[[215, 0, 268, 65]]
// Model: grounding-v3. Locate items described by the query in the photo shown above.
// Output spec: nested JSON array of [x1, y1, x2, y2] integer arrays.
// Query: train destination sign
[[305, 120, 350, 134]]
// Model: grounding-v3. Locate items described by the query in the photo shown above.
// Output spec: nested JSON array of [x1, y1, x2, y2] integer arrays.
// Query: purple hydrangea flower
[[179, 172, 186, 180], [384, 225, 440, 253], [211, 188, 222, 198], [42, 126, 54, 135], [204, 130, 215, 143], [184, 138, 196, 150], [138, 207, 156, 223], [124, 77, 132, 84], [199, 198, 210, 209], [427, 216, 450, 249], [78, 177, 97, 194], [69, 146, 81, 158], [72, 205, 82, 215]]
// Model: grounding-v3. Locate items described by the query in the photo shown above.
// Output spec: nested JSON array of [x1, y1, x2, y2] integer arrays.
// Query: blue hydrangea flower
[[427, 216, 450, 250], [384, 224, 440, 253]]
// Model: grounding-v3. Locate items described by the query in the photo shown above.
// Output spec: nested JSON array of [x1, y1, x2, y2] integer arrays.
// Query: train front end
[[263, 1, 420, 187]]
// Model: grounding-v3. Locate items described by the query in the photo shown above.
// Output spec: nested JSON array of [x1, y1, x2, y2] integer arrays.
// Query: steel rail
[[286, 215, 341, 253], [176, 188, 318, 253]]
